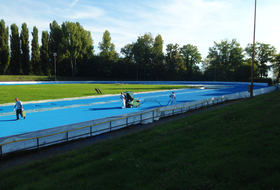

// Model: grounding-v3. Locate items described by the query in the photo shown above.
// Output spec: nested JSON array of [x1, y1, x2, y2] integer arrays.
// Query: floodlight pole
[[53, 53, 57, 81], [214, 51, 218, 81], [250, 0, 257, 98], [135, 55, 138, 81]]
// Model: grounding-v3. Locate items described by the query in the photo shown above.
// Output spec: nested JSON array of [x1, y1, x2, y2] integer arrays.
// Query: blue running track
[[0, 82, 269, 138]]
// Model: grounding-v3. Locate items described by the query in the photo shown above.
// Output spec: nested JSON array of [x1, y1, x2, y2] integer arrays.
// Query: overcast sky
[[1, 0, 280, 59]]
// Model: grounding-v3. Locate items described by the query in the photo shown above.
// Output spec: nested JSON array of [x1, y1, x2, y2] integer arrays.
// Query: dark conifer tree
[[20, 23, 30, 75], [10, 23, 21, 74], [31, 26, 41, 74], [40, 31, 50, 76], [0, 19, 10, 74]]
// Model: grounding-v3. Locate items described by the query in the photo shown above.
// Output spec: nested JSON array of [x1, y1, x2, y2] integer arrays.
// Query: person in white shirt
[[169, 92, 176, 105], [14, 98, 25, 120], [120, 92, 126, 109]]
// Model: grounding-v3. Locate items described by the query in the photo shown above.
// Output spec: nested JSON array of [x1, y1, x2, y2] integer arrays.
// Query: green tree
[[80, 30, 94, 60], [245, 42, 276, 78], [40, 31, 50, 76], [133, 33, 154, 80], [10, 23, 21, 75], [165, 43, 184, 80], [152, 34, 164, 80], [31, 26, 41, 75], [201, 58, 214, 81], [121, 44, 134, 60], [49, 21, 62, 54], [99, 30, 117, 61], [207, 39, 244, 81], [272, 53, 280, 82], [74, 28, 94, 79], [73, 22, 93, 76], [236, 59, 256, 82], [49, 21, 63, 76], [77, 27, 94, 72], [229, 43, 245, 81], [120, 43, 135, 80], [97, 30, 118, 78], [180, 44, 202, 80], [20, 23, 30, 75], [61, 21, 94, 77], [120, 34, 164, 80], [61, 21, 78, 77], [0, 19, 10, 74]]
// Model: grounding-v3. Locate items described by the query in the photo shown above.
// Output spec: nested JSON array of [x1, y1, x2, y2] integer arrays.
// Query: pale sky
[[1, 0, 280, 59]]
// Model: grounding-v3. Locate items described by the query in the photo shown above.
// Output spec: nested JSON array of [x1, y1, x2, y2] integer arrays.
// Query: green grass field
[[0, 87, 279, 189], [0, 75, 93, 81], [0, 83, 187, 104]]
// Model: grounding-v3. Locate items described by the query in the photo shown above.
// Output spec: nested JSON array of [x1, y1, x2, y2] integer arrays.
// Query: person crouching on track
[[120, 92, 126, 109], [14, 97, 25, 120], [169, 92, 176, 105]]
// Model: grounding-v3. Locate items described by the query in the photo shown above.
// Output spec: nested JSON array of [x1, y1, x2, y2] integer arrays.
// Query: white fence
[[0, 86, 276, 160]]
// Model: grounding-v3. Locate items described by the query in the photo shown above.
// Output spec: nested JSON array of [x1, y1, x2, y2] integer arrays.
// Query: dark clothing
[[16, 109, 23, 120]]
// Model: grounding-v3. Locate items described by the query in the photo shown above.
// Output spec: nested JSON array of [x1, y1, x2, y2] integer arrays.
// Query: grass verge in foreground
[[0, 91, 279, 189], [0, 83, 187, 104]]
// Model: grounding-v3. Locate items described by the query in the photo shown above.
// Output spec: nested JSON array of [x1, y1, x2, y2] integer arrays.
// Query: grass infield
[[0, 88, 279, 189], [0, 83, 187, 104], [0, 75, 93, 81]]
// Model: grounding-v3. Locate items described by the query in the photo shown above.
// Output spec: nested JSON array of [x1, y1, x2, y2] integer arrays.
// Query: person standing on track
[[14, 98, 25, 120], [169, 92, 176, 105], [120, 92, 126, 109]]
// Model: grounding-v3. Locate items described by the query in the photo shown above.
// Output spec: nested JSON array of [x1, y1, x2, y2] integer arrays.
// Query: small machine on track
[[123, 91, 140, 108]]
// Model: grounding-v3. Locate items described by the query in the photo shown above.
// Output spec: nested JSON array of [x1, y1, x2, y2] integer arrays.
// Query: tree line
[[1, 19, 280, 83]]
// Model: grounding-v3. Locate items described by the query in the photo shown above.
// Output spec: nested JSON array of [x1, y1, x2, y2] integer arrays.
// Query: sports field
[[0, 81, 269, 138], [0, 81, 279, 190]]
